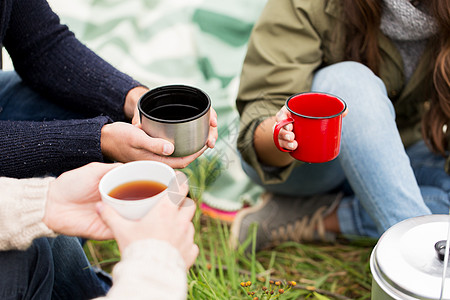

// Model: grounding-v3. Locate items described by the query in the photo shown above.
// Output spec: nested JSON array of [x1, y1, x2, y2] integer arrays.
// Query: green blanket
[[44, 0, 267, 211]]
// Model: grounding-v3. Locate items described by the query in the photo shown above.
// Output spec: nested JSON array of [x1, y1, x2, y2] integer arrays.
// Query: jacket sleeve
[[0, 116, 110, 178], [2, 0, 141, 121], [236, 0, 325, 184]]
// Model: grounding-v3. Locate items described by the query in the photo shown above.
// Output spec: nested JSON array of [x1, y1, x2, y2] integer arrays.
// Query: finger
[[283, 123, 293, 131], [86, 162, 122, 178], [278, 139, 297, 151], [182, 222, 197, 268], [278, 128, 295, 142], [275, 106, 290, 122], [178, 198, 196, 221], [88, 222, 114, 241], [132, 105, 142, 125], [132, 114, 139, 126], [185, 244, 199, 270], [207, 126, 218, 148], [160, 146, 207, 169], [96, 202, 129, 234], [187, 221, 195, 241], [140, 135, 175, 156], [209, 108, 218, 127], [179, 197, 196, 209], [188, 145, 207, 158]]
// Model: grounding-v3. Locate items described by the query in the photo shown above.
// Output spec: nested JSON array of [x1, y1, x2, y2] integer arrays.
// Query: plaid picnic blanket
[[45, 0, 267, 211]]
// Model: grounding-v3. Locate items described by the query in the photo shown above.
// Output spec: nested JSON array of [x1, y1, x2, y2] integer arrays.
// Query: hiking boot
[[230, 192, 342, 252]]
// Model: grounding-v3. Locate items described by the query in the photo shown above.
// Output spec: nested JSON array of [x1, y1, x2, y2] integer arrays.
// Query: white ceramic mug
[[99, 161, 176, 220]]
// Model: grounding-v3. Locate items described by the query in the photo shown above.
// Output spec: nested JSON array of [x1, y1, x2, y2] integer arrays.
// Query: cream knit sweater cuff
[[0, 176, 57, 250], [102, 239, 187, 300]]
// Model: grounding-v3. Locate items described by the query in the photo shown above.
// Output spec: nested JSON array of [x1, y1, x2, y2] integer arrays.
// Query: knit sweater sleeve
[[96, 239, 188, 300], [2, 0, 141, 121], [0, 116, 110, 178], [0, 176, 56, 250]]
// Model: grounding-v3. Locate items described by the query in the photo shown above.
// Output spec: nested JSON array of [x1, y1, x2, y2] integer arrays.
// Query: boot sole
[[229, 193, 270, 250]]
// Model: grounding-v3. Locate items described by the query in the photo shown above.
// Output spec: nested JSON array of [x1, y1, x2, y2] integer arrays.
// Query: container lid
[[371, 215, 450, 300]]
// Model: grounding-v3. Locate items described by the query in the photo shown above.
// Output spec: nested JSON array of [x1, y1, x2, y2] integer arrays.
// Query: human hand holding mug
[[43, 162, 121, 240], [98, 160, 198, 268], [97, 171, 198, 269], [273, 92, 347, 163], [101, 84, 218, 169]]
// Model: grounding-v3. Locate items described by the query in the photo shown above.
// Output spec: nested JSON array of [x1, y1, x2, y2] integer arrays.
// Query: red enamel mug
[[273, 92, 347, 163]]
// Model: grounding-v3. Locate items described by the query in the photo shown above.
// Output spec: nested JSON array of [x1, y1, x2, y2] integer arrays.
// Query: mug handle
[[273, 118, 294, 153]]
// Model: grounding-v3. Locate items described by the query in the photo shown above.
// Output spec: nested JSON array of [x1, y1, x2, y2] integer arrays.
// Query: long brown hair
[[341, 0, 450, 155]]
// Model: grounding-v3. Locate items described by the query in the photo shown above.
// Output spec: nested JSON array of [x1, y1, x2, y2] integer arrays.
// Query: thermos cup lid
[[370, 214, 450, 299]]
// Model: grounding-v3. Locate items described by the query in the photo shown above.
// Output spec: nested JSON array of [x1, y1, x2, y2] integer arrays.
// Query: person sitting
[[0, 0, 218, 179], [231, 0, 450, 251]]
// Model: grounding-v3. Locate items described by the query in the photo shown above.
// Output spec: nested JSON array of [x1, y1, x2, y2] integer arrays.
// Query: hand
[[125, 84, 217, 147], [124, 86, 149, 122], [273, 105, 348, 151], [273, 106, 298, 151], [133, 105, 218, 150], [43, 162, 121, 240], [101, 122, 210, 169], [97, 174, 198, 269]]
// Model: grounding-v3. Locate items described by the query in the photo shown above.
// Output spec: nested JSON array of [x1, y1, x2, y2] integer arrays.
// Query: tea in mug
[[108, 180, 167, 200]]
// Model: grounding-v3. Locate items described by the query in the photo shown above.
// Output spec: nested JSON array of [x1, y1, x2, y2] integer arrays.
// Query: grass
[[185, 214, 376, 300], [84, 157, 377, 299]]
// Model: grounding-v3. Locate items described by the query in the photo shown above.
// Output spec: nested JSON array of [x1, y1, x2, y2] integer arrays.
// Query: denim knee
[[0, 70, 83, 121], [50, 236, 110, 300], [313, 62, 394, 116], [313, 61, 385, 90], [0, 238, 54, 300], [419, 186, 449, 214]]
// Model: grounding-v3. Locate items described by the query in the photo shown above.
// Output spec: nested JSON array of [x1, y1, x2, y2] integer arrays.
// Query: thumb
[[132, 108, 140, 126], [96, 202, 128, 234]]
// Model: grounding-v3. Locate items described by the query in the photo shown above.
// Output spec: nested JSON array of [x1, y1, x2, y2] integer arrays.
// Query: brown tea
[[108, 180, 167, 200]]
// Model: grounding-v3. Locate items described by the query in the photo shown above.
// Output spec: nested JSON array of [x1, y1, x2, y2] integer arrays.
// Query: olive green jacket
[[236, 0, 435, 184]]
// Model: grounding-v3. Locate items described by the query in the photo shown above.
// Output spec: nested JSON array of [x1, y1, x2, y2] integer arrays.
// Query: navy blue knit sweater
[[0, 0, 141, 178]]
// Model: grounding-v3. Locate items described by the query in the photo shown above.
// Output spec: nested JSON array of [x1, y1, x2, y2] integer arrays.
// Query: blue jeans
[[0, 236, 110, 300], [242, 62, 450, 238], [0, 70, 82, 121], [0, 71, 109, 299]]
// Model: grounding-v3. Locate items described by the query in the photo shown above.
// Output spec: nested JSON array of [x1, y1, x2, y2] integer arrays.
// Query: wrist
[[43, 179, 58, 231], [10, 177, 56, 249], [100, 123, 114, 161], [255, 117, 296, 167]]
